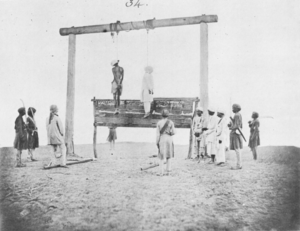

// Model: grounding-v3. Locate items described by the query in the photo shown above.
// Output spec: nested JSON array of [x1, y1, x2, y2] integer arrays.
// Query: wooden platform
[[91, 97, 199, 158], [92, 97, 199, 128]]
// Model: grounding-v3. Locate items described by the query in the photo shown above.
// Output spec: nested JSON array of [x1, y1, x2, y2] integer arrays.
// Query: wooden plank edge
[[43, 158, 94, 169]]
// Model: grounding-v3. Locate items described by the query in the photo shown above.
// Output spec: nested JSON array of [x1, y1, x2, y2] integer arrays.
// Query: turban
[[252, 111, 259, 118], [232, 104, 241, 110], [145, 66, 153, 74], [196, 106, 203, 112], [208, 106, 215, 113], [217, 109, 226, 115], [50, 105, 58, 113], [162, 109, 169, 118], [111, 60, 119, 66], [18, 107, 26, 115], [27, 107, 36, 117]]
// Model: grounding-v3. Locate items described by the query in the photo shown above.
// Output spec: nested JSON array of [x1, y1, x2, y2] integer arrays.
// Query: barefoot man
[[228, 104, 243, 170], [111, 60, 124, 114], [248, 111, 260, 160], [192, 106, 205, 162], [204, 107, 219, 164], [156, 109, 176, 176], [14, 107, 28, 167]]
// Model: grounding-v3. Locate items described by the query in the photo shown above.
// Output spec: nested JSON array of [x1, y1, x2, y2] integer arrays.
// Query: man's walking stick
[[20, 99, 28, 121]]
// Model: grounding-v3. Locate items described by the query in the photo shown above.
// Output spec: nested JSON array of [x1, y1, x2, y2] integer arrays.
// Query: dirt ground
[[0, 143, 299, 231]]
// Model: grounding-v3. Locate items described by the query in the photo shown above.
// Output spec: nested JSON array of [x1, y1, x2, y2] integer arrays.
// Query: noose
[[110, 21, 120, 59], [110, 31, 117, 58], [144, 18, 155, 66], [116, 32, 119, 59]]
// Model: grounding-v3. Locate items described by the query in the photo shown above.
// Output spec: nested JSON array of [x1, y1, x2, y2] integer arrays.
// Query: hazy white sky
[[1, 0, 300, 148]]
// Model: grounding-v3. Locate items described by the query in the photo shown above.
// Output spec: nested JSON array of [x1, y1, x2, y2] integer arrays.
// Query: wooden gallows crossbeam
[[60, 15, 218, 36]]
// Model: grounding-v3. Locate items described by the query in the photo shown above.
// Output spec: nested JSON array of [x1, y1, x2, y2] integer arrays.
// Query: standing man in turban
[[204, 107, 219, 164], [111, 60, 124, 114], [248, 112, 260, 160], [156, 109, 176, 176], [141, 66, 154, 118], [46, 105, 67, 167], [192, 106, 205, 162], [14, 107, 28, 167], [228, 104, 243, 170], [215, 109, 227, 166], [27, 107, 38, 161]]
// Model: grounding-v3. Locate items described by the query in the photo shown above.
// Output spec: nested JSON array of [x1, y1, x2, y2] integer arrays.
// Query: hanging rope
[[145, 18, 155, 30], [146, 29, 149, 65], [143, 18, 155, 65], [108, 18, 156, 60], [116, 32, 119, 59], [130, 22, 137, 30], [109, 21, 121, 58], [111, 33, 115, 43]]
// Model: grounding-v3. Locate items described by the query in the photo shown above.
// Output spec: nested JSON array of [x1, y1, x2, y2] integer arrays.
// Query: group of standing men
[[13, 60, 260, 172], [14, 107, 39, 167], [12, 60, 154, 168], [192, 105, 233, 167], [110, 59, 261, 172], [192, 103, 260, 170], [14, 105, 67, 168]]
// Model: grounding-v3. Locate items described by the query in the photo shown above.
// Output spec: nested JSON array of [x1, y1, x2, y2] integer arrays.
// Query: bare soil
[[0, 143, 299, 231]]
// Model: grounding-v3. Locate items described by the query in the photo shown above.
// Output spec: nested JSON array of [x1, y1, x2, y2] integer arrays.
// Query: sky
[[1, 0, 300, 148]]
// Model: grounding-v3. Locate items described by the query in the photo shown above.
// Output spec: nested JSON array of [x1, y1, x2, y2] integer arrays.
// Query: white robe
[[205, 115, 219, 143], [204, 115, 219, 155], [216, 117, 227, 163], [140, 73, 154, 102], [46, 114, 64, 145], [46, 114, 66, 166]]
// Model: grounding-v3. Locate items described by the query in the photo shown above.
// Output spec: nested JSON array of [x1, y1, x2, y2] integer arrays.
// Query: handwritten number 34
[[126, 0, 143, 7]]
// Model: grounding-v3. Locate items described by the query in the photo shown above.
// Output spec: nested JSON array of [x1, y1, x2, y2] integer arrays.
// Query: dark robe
[[14, 115, 28, 150], [229, 112, 243, 150], [27, 116, 39, 149], [248, 119, 260, 149]]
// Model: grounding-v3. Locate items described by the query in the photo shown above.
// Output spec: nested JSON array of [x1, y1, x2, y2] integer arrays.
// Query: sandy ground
[[0, 143, 299, 231]]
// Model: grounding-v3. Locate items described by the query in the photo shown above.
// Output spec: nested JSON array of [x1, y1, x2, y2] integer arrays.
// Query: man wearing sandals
[[46, 105, 67, 167], [156, 109, 176, 176]]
